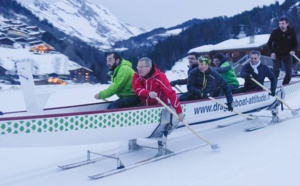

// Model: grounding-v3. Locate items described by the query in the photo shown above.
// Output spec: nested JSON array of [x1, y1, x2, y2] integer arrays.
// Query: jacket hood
[[120, 59, 132, 68]]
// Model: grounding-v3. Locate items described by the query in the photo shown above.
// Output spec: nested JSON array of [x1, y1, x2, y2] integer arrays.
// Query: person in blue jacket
[[186, 56, 233, 111], [240, 50, 277, 96]]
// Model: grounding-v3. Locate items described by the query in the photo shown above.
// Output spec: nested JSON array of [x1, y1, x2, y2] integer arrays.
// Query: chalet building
[[7, 28, 28, 38], [27, 37, 39, 43], [28, 32, 42, 38], [0, 66, 7, 76], [30, 43, 55, 53], [188, 34, 271, 63], [29, 40, 44, 46], [2, 20, 12, 24], [14, 37, 27, 44], [13, 24, 27, 29], [0, 37, 15, 48], [0, 28, 8, 34], [69, 67, 96, 83], [26, 26, 39, 32], [48, 73, 70, 80]]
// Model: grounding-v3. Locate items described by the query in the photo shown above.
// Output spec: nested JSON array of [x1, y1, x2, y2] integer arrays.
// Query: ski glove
[[226, 102, 233, 112], [170, 80, 179, 87], [245, 73, 252, 81], [269, 90, 276, 97]]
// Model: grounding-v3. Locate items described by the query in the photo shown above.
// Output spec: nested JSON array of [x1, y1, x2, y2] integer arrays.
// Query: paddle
[[292, 54, 300, 63], [174, 85, 183, 93], [154, 96, 220, 150], [250, 78, 298, 115], [208, 97, 255, 120]]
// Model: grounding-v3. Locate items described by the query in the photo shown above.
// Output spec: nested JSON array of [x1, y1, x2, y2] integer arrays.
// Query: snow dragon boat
[[1, 63, 300, 148]]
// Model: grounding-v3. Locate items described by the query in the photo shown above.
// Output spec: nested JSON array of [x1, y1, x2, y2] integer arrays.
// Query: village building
[[14, 37, 28, 47], [28, 31, 42, 38], [26, 26, 39, 32], [69, 67, 97, 83], [0, 37, 15, 48], [189, 34, 271, 62], [30, 42, 55, 53], [27, 37, 39, 43], [0, 66, 7, 76], [7, 28, 29, 38]]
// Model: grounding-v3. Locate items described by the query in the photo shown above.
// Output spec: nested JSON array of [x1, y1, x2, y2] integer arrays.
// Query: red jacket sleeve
[[157, 73, 183, 114]]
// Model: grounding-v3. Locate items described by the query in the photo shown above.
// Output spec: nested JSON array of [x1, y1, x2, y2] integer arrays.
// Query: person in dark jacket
[[186, 56, 234, 111], [170, 52, 199, 86], [240, 50, 277, 95], [267, 16, 298, 85], [169, 52, 200, 101]]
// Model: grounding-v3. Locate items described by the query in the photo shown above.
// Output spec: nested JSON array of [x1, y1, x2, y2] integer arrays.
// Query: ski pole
[[250, 78, 294, 112], [155, 97, 219, 150], [208, 97, 255, 120]]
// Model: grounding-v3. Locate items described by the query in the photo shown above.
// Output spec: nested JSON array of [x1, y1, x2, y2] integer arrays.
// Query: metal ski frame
[[245, 87, 299, 131], [58, 107, 186, 177], [88, 144, 207, 179]]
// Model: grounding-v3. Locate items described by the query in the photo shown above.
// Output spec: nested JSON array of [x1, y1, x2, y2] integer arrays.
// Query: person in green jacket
[[212, 53, 239, 95], [94, 52, 140, 109]]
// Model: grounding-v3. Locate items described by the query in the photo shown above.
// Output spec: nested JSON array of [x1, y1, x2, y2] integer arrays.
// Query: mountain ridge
[[25, 0, 146, 50]]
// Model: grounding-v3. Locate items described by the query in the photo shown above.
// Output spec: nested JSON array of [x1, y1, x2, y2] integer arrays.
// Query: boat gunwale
[[1, 80, 299, 122]]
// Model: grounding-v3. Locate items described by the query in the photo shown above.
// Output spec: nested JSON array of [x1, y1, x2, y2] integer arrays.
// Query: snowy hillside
[[0, 46, 80, 75], [22, 0, 145, 50]]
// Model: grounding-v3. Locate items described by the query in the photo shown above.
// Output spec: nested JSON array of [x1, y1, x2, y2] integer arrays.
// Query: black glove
[[226, 102, 233, 112], [170, 80, 179, 87], [199, 90, 204, 98], [195, 91, 204, 99], [245, 73, 252, 81], [269, 90, 276, 97]]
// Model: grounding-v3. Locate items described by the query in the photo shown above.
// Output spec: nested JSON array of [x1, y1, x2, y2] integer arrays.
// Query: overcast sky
[[18, 0, 285, 30]]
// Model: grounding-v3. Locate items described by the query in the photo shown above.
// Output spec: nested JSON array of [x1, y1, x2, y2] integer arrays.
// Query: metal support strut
[[270, 107, 280, 124], [87, 150, 125, 169], [155, 128, 173, 157]]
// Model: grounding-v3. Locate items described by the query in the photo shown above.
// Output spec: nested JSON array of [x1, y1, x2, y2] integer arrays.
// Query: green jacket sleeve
[[98, 66, 131, 99]]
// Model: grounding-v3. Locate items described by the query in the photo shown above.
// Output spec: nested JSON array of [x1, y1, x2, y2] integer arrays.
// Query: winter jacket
[[240, 63, 277, 93], [212, 57, 239, 87], [175, 63, 199, 85], [98, 59, 136, 99], [132, 65, 182, 114], [267, 27, 298, 56], [187, 68, 233, 103]]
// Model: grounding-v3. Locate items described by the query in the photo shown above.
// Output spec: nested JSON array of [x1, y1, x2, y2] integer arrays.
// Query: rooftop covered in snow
[[189, 34, 270, 54]]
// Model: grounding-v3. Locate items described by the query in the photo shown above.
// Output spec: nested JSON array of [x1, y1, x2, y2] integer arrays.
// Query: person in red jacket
[[132, 57, 184, 122]]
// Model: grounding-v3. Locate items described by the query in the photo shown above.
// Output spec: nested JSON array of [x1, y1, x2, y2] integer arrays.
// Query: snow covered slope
[[23, 0, 146, 50]]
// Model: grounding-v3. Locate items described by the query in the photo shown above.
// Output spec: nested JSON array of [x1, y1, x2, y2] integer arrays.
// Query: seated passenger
[[94, 52, 140, 109], [240, 50, 277, 96], [187, 56, 234, 111], [132, 57, 184, 121], [212, 53, 239, 94], [169, 52, 200, 101]]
